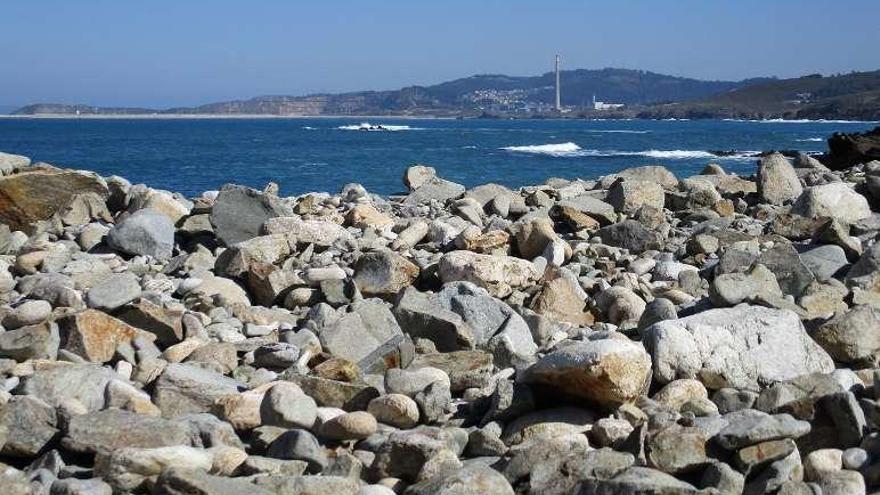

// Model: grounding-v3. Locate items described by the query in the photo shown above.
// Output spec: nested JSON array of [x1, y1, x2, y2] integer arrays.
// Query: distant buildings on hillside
[[592, 94, 624, 111]]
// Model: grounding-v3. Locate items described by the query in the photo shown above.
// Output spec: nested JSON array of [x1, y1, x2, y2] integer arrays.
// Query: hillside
[[627, 71, 880, 120], [12, 68, 766, 117]]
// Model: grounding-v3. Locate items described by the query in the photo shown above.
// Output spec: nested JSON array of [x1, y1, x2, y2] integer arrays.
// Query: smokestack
[[555, 54, 561, 111]]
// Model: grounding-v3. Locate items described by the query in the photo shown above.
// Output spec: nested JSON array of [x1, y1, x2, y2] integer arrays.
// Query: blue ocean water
[[0, 117, 876, 198]]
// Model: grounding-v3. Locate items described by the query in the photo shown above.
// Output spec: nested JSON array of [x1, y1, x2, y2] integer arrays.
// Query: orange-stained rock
[[59, 309, 154, 363], [0, 170, 108, 233]]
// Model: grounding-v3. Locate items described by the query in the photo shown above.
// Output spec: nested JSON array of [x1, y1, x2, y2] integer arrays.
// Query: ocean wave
[[502, 143, 760, 160], [587, 130, 650, 134], [723, 118, 879, 124], [796, 137, 823, 142], [501, 142, 584, 157], [337, 122, 421, 131]]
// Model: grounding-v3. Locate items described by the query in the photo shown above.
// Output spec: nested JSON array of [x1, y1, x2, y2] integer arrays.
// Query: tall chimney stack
[[555, 54, 561, 111]]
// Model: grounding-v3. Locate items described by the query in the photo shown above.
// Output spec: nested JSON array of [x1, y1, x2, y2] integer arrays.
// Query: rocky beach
[[1, 127, 880, 494]]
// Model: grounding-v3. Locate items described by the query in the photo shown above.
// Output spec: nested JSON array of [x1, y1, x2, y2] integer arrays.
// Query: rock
[[266, 429, 328, 473], [187, 273, 251, 307], [153, 363, 242, 417], [16, 364, 117, 411], [813, 305, 880, 365], [645, 306, 834, 391], [116, 299, 184, 345], [405, 463, 514, 495], [530, 268, 593, 326], [438, 250, 540, 298], [318, 300, 404, 373], [371, 427, 462, 481], [259, 382, 318, 429], [799, 244, 848, 281], [210, 184, 292, 246], [1, 299, 52, 329], [847, 242, 880, 306], [346, 204, 394, 230], [49, 478, 113, 495], [803, 448, 842, 481], [608, 178, 665, 213], [58, 309, 146, 363], [403, 165, 437, 190], [215, 233, 290, 278], [263, 217, 354, 247], [153, 468, 272, 495], [403, 177, 465, 205], [756, 243, 815, 297], [710, 264, 782, 307], [367, 394, 420, 429], [107, 208, 175, 260], [0, 151, 30, 175], [353, 250, 419, 298], [85, 272, 142, 310], [618, 165, 679, 189], [653, 379, 709, 411], [0, 169, 108, 233], [815, 470, 866, 495], [715, 410, 811, 449], [0, 395, 58, 457], [0, 321, 59, 361], [637, 298, 677, 333], [510, 217, 566, 260], [525, 338, 651, 408], [826, 126, 880, 169], [62, 409, 191, 454], [556, 195, 617, 225], [319, 411, 377, 440], [597, 220, 664, 254], [646, 425, 707, 474], [577, 466, 703, 494], [792, 182, 871, 224], [595, 286, 646, 327], [757, 153, 803, 205], [93, 445, 215, 492]]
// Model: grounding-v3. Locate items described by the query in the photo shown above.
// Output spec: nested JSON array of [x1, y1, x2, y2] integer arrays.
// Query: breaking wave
[[501, 143, 760, 160], [337, 122, 422, 131], [586, 130, 650, 134], [723, 118, 879, 124], [796, 137, 823, 142]]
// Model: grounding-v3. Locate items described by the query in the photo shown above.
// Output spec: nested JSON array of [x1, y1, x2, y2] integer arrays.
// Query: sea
[[0, 117, 876, 198]]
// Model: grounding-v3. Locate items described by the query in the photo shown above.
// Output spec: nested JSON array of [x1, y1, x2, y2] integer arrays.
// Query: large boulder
[[607, 178, 665, 213], [317, 299, 405, 373], [645, 306, 834, 391], [597, 220, 664, 254], [617, 165, 679, 189], [826, 126, 880, 169], [262, 217, 353, 247], [757, 153, 802, 205], [107, 208, 175, 260], [403, 177, 465, 205], [0, 169, 108, 233], [210, 184, 292, 246], [438, 250, 540, 297], [0, 151, 30, 175], [791, 182, 871, 224], [525, 338, 651, 408]]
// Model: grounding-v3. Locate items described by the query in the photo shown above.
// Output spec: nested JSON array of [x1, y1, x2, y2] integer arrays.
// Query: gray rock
[[710, 264, 782, 307], [0, 395, 58, 457], [758, 153, 803, 205], [371, 427, 461, 482], [210, 184, 292, 246], [154, 468, 275, 495], [107, 208, 174, 260], [0, 321, 59, 361], [253, 342, 301, 369], [153, 363, 242, 417], [799, 244, 848, 281], [49, 478, 113, 495], [715, 410, 810, 450], [756, 243, 815, 297], [260, 382, 318, 429], [637, 298, 677, 333], [405, 463, 514, 495], [62, 409, 191, 454], [597, 220, 664, 254], [556, 195, 617, 225], [792, 182, 872, 224], [403, 177, 465, 205], [16, 364, 117, 411], [266, 429, 328, 473], [403, 164, 437, 190], [814, 305, 880, 365], [607, 178, 665, 213], [353, 250, 420, 298], [318, 299, 405, 373], [645, 306, 834, 391], [646, 425, 708, 474], [85, 272, 142, 310], [2, 299, 52, 329], [0, 151, 30, 175], [576, 466, 703, 494]]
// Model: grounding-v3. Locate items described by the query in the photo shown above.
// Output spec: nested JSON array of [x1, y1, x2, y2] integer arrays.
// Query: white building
[[592, 94, 624, 111]]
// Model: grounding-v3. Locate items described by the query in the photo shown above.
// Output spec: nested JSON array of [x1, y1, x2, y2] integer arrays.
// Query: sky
[[2, 0, 879, 108]]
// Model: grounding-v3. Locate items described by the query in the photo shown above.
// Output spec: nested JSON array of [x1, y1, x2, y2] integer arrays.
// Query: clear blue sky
[[2, 0, 878, 108]]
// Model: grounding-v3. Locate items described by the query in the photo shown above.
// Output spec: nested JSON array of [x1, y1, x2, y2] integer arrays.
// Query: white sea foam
[[796, 137, 823, 142], [502, 143, 760, 160], [724, 118, 879, 124], [501, 142, 584, 156], [587, 130, 650, 134], [337, 122, 421, 131]]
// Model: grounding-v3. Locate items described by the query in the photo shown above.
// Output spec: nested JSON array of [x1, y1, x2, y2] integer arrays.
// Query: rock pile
[[1, 151, 880, 494]]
